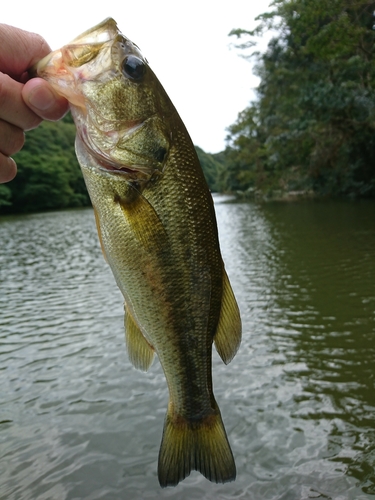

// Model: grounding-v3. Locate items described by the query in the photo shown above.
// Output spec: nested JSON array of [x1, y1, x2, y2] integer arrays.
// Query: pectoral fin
[[214, 270, 242, 364], [117, 188, 168, 252], [125, 304, 154, 371]]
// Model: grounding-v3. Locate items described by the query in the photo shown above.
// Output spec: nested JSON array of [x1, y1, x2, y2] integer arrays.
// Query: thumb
[[22, 78, 69, 122]]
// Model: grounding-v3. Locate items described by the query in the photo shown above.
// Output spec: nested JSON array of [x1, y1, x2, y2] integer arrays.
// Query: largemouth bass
[[33, 18, 241, 487]]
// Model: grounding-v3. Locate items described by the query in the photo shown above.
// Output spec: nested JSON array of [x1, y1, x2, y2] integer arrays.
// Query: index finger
[[0, 24, 51, 81]]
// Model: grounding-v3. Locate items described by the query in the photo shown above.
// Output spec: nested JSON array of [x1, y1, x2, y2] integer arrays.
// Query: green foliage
[[0, 114, 90, 214], [226, 0, 375, 198], [0, 184, 12, 207], [195, 146, 225, 191]]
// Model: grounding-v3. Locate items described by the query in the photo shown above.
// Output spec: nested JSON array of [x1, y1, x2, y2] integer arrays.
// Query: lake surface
[[0, 198, 374, 500]]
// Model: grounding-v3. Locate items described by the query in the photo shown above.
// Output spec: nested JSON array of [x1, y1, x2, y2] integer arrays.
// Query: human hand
[[0, 24, 69, 183]]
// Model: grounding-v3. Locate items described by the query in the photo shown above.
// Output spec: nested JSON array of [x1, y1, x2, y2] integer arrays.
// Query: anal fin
[[124, 304, 154, 371], [214, 270, 242, 364]]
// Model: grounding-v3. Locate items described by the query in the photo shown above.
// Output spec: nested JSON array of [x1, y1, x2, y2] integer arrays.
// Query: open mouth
[[77, 116, 160, 183], [96, 157, 136, 176], [78, 128, 150, 181]]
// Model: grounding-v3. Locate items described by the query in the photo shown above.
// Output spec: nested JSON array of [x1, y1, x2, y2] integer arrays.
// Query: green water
[[0, 198, 374, 499]]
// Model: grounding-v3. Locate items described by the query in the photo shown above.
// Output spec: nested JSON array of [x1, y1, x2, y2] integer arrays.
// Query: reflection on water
[[1, 200, 374, 499], [260, 201, 375, 496]]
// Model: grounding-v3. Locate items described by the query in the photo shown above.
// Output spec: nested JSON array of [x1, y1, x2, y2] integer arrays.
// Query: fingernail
[[0, 157, 17, 184], [27, 85, 55, 111]]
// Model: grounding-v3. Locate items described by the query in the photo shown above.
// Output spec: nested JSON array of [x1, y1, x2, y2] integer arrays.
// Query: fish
[[33, 18, 241, 487]]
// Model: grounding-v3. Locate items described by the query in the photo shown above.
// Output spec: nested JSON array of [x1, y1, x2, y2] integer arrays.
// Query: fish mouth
[[79, 126, 151, 181], [30, 18, 122, 107], [95, 156, 142, 178], [94, 155, 136, 176]]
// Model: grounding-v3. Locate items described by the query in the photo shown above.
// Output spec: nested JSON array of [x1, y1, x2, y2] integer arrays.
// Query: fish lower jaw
[[79, 136, 141, 179], [94, 155, 152, 182], [96, 157, 136, 177], [90, 148, 155, 182]]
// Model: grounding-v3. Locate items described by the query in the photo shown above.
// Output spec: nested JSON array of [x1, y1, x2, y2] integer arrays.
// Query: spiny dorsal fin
[[214, 270, 242, 364], [124, 304, 154, 371]]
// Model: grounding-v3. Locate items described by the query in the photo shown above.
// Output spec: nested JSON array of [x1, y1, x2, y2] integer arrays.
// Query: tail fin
[[158, 402, 236, 487]]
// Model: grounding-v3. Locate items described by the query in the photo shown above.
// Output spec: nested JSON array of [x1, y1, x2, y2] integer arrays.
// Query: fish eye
[[122, 55, 146, 81]]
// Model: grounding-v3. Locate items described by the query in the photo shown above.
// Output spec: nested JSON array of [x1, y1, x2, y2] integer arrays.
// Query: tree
[[226, 0, 375, 198], [0, 114, 90, 214], [195, 146, 225, 191]]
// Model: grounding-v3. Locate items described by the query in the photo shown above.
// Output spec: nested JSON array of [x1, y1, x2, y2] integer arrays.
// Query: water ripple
[[1, 201, 375, 499]]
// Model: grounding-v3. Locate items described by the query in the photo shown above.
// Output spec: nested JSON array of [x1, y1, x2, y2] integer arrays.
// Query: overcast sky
[[3, 0, 273, 153]]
